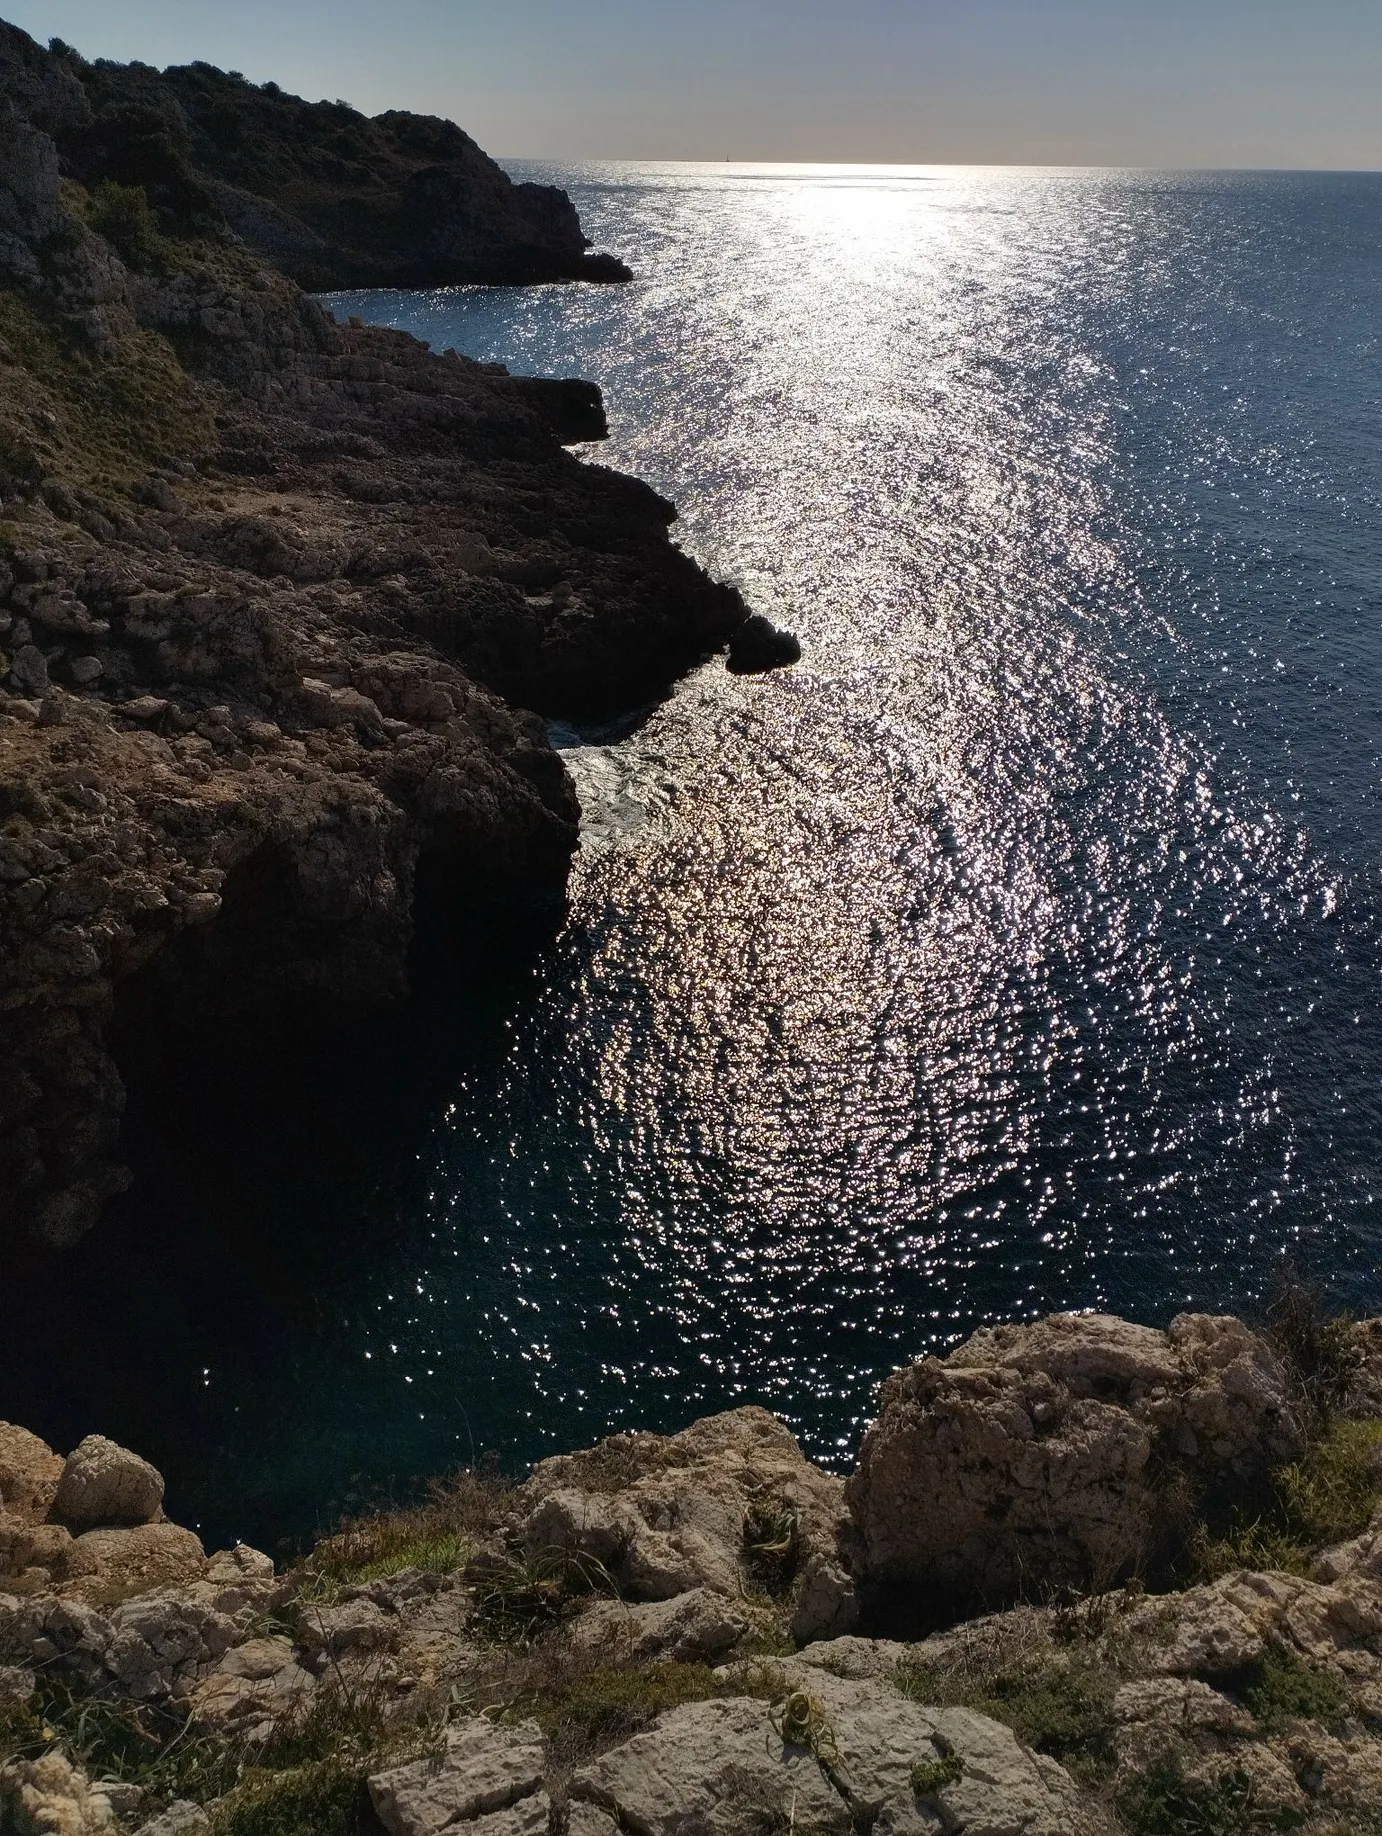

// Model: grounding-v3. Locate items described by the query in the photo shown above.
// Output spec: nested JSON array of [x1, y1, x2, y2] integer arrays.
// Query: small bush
[[86, 181, 168, 270], [466, 1545, 616, 1646], [1187, 1418, 1382, 1582], [524, 1659, 726, 1764], [1265, 1267, 1363, 1424], [1119, 1759, 1304, 1835], [1187, 1519, 1313, 1584], [1241, 1650, 1349, 1734], [1275, 1418, 1382, 1545], [210, 1760, 369, 1836], [299, 1468, 511, 1600]]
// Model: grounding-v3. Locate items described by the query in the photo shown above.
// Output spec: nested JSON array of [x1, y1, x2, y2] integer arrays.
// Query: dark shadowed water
[[5, 166, 1382, 1553]]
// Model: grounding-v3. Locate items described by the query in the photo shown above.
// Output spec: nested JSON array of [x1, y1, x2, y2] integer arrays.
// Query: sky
[[6, 0, 1381, 168]]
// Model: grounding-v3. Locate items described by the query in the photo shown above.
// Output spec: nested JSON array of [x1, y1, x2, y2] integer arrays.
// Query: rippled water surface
[[8, 167, 1382, 1547]]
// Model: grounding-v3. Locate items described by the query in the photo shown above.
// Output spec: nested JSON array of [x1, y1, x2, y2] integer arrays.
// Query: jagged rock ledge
[[4, 1308, 1382, 1835], [0, 21, 777, 1247]]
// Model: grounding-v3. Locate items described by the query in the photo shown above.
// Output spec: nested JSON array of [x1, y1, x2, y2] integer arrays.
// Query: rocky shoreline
[[0, 22, 785, 1246], [5, 1306, 1382, 1835]]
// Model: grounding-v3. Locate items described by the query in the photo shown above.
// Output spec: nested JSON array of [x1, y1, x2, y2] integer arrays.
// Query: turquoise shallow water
[[5, 166, 1382, 1551]]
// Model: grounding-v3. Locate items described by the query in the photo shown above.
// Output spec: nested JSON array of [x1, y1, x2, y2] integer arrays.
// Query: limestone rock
[[53, 1437, 164, 1530], [368, 1717, 546, 1836], [772, 1665, 1088, 1836], [1127, 1566, 1382, 1680], [202, 1544, 277, 1615], [459, 1798, 549, 1836], [101, 1587, 239, 1700], [0, 1753, 114, 1836], [132, 1802, 210, 1836], [570, 1587, 751, 1663], [0, 1514, 72, 1581], [0, 1662, 34, 1707], [726, 615, 802, 675], [792, 1636, 914, 1681], [790, 1552, 859, 1645], [1315, 1502, 1382, 1584], [296, 1595, 397, 1660], [848, 1312, 1302, 1611], [188, 1637, 315, 1740], [570, 1697, 849, 1836], [522, 1488, 636, 1569], [524, 1407, 857, 1639], [0, 1425, 64, 1523], [59, 1524, 206, 1598], [565, 1805, 618, 1836], [1112, 1677, 1255, 1779]]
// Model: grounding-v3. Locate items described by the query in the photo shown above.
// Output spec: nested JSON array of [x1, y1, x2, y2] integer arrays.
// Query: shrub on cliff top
[[84, 180, 168, 271], [1240, 1648, 1350, 1734], [1264, 1265, 1364, 1425], [209, 1761, 371, 1836]]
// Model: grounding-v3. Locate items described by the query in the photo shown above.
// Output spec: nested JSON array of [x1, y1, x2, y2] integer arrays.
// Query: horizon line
[[494, 157, 1382, 175]]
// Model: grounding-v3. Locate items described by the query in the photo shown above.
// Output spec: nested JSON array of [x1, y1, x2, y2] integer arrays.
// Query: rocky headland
[[5, 1306, 1382, 1836], [3, 25, 630, 287], [0, 20, 783, 1247]]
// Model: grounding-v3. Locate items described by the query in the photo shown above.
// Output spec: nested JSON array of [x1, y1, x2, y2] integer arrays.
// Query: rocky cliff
[[5, 1307, 1382, 1835], [0, 27, 749, 1247], [2, 22, 630, 288]]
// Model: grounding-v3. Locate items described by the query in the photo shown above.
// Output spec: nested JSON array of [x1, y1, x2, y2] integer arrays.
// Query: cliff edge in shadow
[[0, 22, 744, 1248], [3, 21, 631, 288]]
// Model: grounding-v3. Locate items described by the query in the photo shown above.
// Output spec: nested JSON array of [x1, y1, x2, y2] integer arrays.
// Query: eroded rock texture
[[847, 1312, 1304, 1615]]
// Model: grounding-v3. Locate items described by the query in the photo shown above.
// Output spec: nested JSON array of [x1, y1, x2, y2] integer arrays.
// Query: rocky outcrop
[[5, 1315, 1382, 1836], [519, 1405, 858, 1644], [0, 27, 757, 1247], [51, 1437, 163, 1530], [846, 1312, 1303, 1617], [1, 22, 629, 288]]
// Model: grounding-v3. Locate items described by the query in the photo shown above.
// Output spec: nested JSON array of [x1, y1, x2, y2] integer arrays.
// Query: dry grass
[[294, 1468, 513, 1602]]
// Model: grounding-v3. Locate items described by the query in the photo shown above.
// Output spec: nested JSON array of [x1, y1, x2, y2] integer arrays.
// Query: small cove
[[4, 165, 1382, 1553]]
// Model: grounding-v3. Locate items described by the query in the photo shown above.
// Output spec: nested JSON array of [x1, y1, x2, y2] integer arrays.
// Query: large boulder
[[0, 1424, 64, 1523], [58, 1524, 206, 1600], [520, 1406, 857, 1644], [847, 1313, 1303, 1615], [52, 1436, 164, 1530]]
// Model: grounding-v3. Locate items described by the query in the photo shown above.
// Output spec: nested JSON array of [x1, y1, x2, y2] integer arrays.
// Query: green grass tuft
[[1118, 1760, 1305, 1835], [209, 1760, 370, 1836], [909, 1748, 964, 1797], [1189, 1418, 1382, 1581], [1241, 1650, 1350, 1734]]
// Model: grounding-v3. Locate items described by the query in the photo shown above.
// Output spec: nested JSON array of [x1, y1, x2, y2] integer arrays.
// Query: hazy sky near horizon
[[6, 0, 1381, 168]]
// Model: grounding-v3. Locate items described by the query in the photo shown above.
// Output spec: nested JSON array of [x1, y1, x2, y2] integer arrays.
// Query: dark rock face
[[0, 31, 744, 1249], [726, 613, 802, 675], [1, 22, 630, 288]]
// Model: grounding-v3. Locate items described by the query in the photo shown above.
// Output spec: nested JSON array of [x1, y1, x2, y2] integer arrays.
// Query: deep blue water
[[5, 167, 1382, 1553]]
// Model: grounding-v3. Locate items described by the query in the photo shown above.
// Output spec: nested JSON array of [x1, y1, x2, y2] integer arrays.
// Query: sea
[[5, 165, 1382, 1554]]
